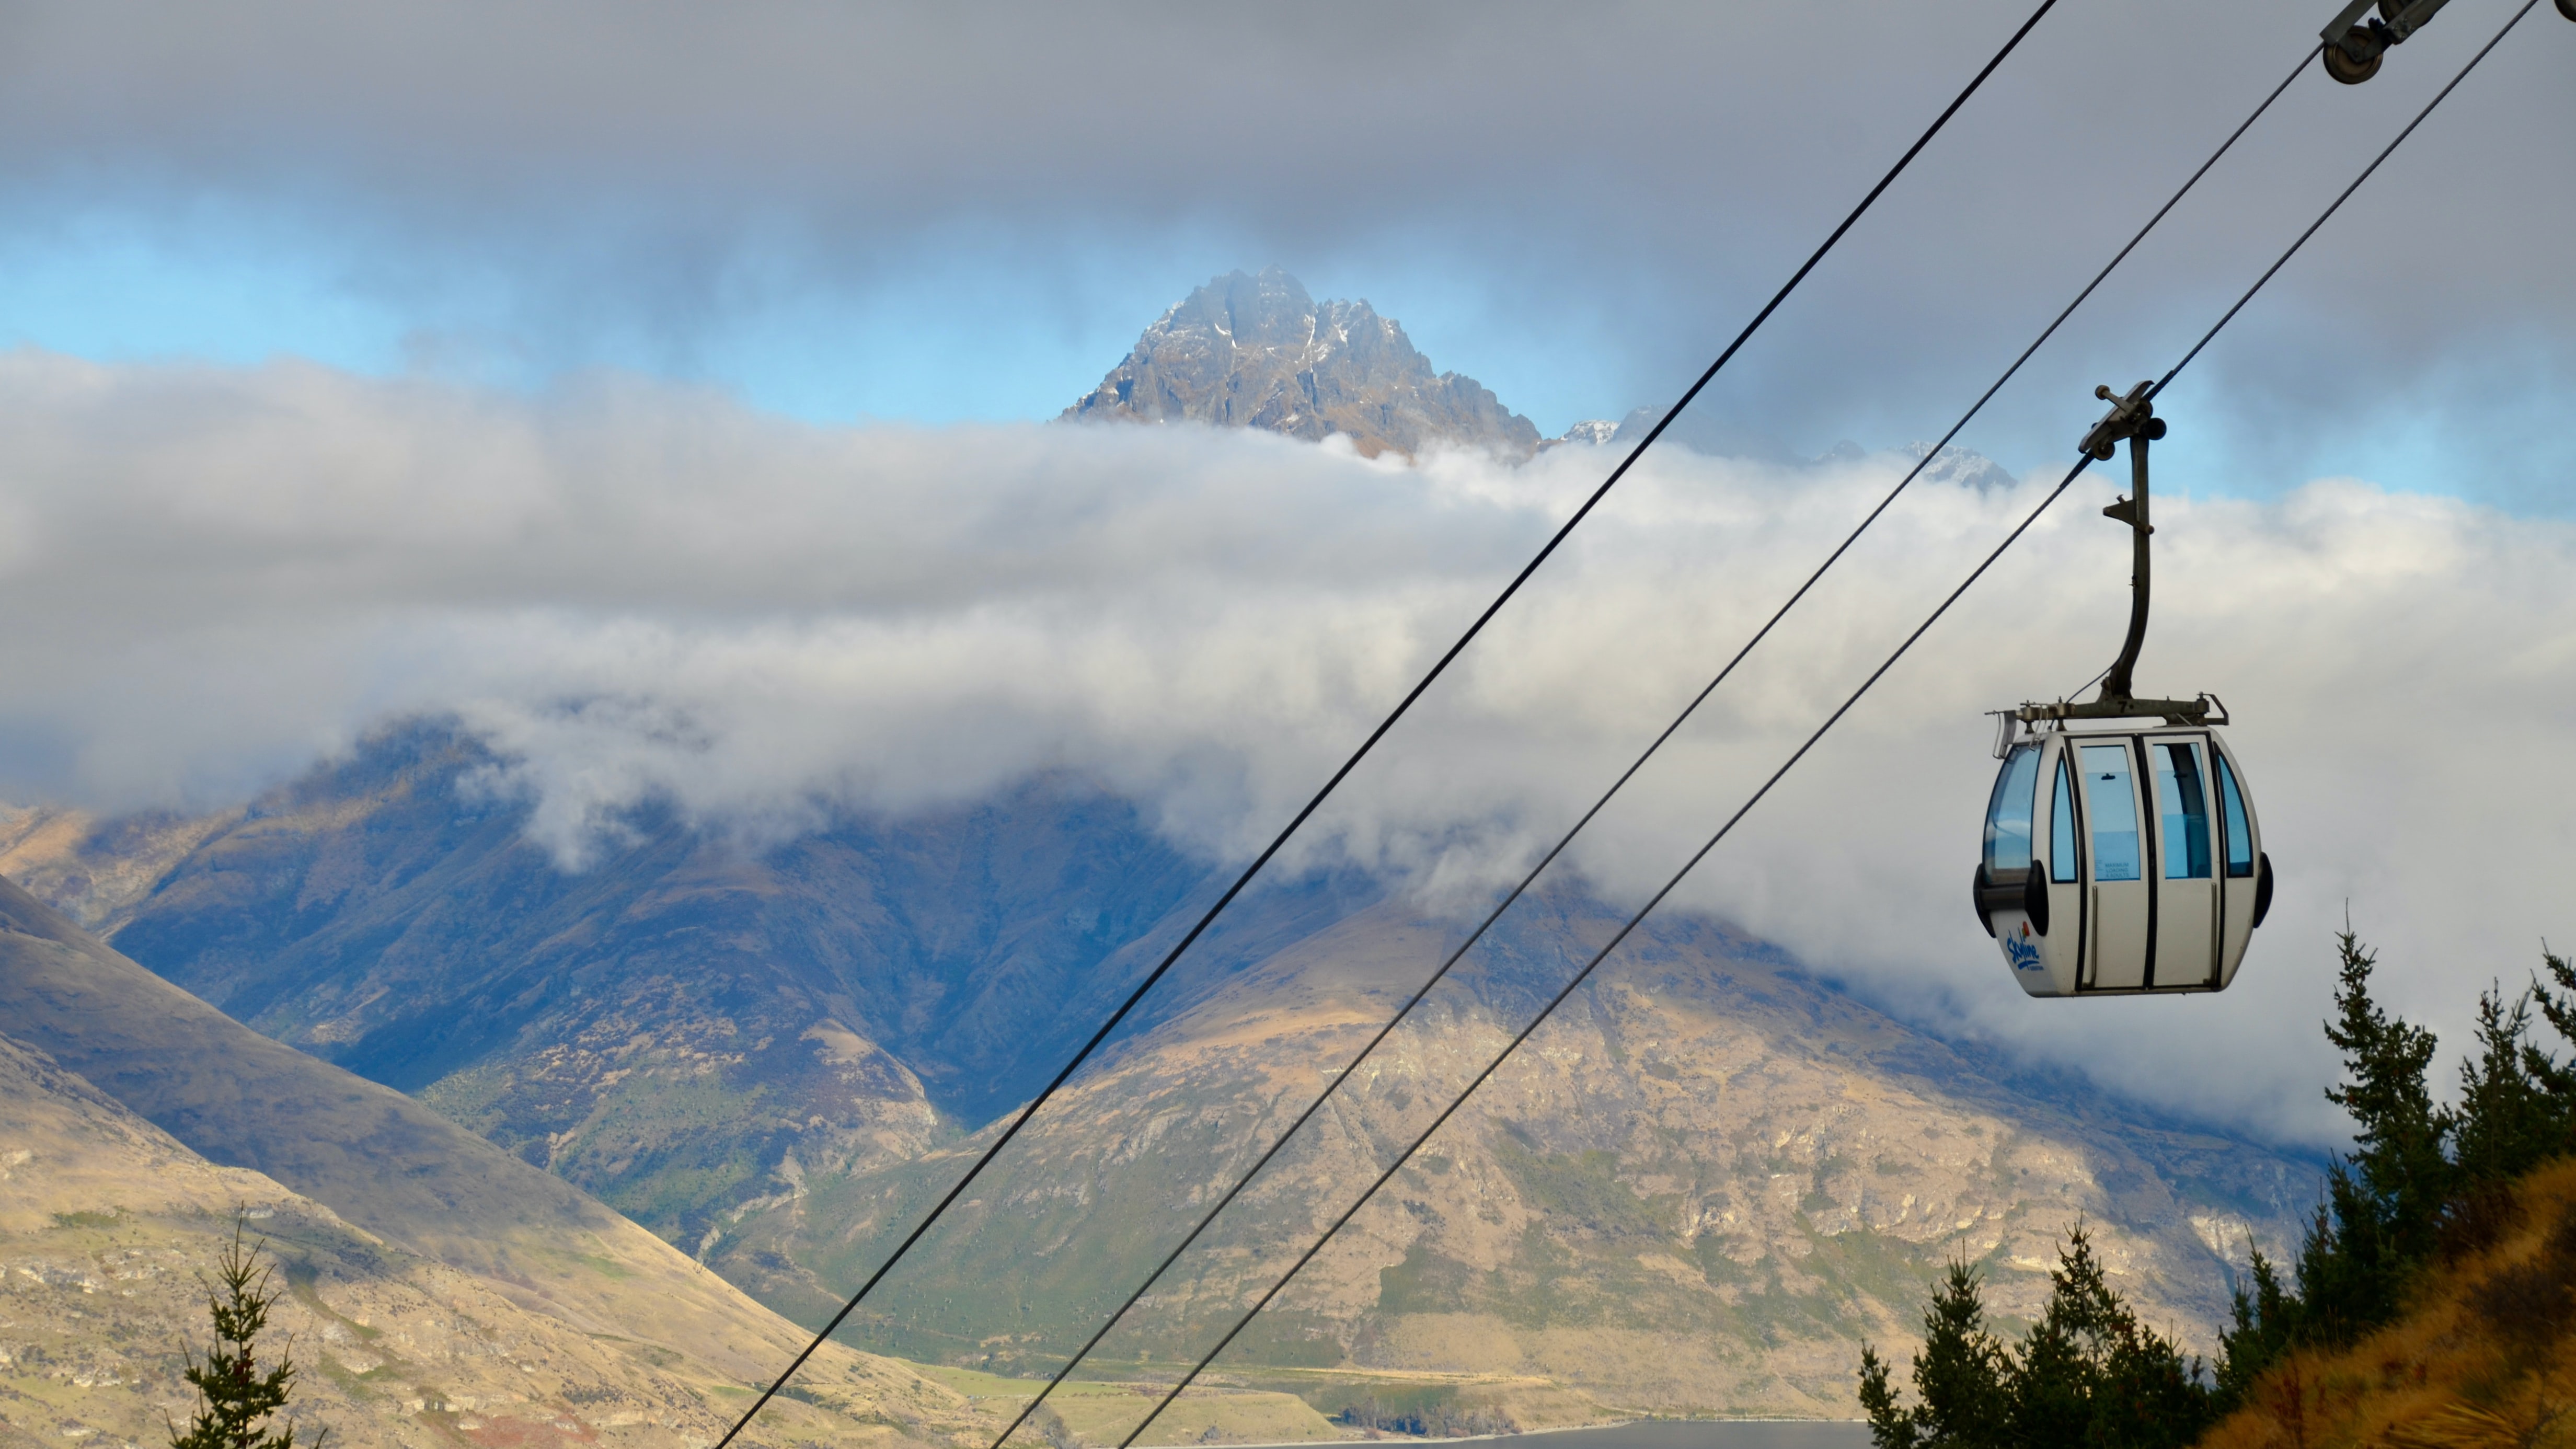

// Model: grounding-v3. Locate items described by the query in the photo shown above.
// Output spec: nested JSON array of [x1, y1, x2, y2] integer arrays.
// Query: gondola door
[[2078, 741, 2149, 990], [2145, 733, 2218, 990]]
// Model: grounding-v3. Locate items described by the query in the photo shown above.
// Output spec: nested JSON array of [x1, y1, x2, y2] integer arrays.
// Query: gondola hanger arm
[[2004, 383, 2206, 739]]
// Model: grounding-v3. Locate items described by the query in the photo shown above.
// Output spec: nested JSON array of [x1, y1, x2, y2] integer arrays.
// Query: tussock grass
[[2201, 1158, 2576, 1449]]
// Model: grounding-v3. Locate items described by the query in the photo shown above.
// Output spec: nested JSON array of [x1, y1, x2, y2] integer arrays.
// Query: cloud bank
[[1, 348, 2569, 1148], [2, 1, 2569, 497]]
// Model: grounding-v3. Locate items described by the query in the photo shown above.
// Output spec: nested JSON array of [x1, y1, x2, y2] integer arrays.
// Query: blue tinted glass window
[[2080, 744, 2141, 882], [2216, 752, 2254, 878], [2154, 742, 2213, 880], [2051, 756, 2078, 883], [1984, 742, 2039, 872]]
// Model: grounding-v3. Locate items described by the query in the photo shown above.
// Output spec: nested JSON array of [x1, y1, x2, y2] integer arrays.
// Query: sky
[[2, 1, 2571, 498], [0, 0, 2572, 1150]]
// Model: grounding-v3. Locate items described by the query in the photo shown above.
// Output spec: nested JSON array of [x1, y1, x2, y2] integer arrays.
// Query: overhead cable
[[977, 38, 2320, 1449], [709, 5, 2066, 1441], [2150, 2, 2540, 400], [1108, 8, 2539, 1442]]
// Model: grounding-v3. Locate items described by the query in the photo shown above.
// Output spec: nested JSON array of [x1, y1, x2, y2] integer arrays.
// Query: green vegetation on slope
[[1860, 1227, 2210, 1449], [2216, 935, 2576, 1402], [2199, 1158, 2576, 1449], [1862, 929, 2576, 1448]]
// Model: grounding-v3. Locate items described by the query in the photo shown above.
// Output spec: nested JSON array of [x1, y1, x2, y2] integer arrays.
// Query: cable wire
[[1119, 454, 2095, 1449], [2151, 0, 2538, 402], [1109, 8, 2537, 1440], [709, 6, 2064, 1442], [978, 39, 2317, 1449]]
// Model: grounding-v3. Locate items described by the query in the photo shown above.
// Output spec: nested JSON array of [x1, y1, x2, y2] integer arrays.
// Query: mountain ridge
[[1060, 269, 2038, 479], [0, 724, 2318, 1420]]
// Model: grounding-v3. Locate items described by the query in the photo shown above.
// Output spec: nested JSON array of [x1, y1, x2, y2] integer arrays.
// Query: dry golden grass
[[2200, 1159, 2576, 1449]]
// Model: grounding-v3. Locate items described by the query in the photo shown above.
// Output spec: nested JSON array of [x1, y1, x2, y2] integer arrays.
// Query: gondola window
[[2155, 742, 2213, 880], [2080, 744, 2141, 882]]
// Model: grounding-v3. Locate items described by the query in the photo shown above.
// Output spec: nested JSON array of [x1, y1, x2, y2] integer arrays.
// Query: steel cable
[[1109, 7, 2540, 1441], [709, 5, 2065, 1442], [978, 38, 2318, 1449]]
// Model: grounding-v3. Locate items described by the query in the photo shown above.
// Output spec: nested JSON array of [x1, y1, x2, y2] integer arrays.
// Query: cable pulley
[[2320, 0, 2453, 82], [2316, 0, 2569, 80]]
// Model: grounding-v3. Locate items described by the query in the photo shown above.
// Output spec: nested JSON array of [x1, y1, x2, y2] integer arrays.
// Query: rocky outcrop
[[1062, 268, 1543, 460]]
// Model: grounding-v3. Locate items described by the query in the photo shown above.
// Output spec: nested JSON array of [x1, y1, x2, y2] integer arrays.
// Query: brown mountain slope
[[13, 730, 1211, 1250], [707, 894, 2312, 1421], [0, 733, 2319, 1423], [0, 875, 991, 1447], [0, 806, 235, 940], [2199, 1157, 2576, 1449], [0, 1032, 984, 1449]]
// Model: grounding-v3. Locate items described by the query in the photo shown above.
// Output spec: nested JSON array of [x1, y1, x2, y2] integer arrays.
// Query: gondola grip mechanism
[[2078, 381, 2156, 461]]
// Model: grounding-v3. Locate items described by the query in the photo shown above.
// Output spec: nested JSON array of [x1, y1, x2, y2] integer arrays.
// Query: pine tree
[[2213, 1248, 2294, 1411], [2521, 948, 2576, 1137], [2040, 1225, 2209, 1449], [1861, 1230, 2205, 1449], [2204, 933, 2454, 1372], [2448, 983, 2564, 1190], [169, 1220, 319, 1449], [1867, 931, 2576, 1434], [1860, 1259, 2008, 1449], [2320, 929, 2448, 1267]]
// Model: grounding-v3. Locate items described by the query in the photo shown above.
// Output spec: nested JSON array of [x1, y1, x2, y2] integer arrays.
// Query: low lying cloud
[[2, 347, 2568, 1148]]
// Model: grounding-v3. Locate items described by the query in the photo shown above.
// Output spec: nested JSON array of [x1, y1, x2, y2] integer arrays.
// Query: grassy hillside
[[0, 1022, 1468, 1449], [0, 1032, 991, 1449], [0, 876, 997, 1448], [2200, 1157, 2576, 1448]]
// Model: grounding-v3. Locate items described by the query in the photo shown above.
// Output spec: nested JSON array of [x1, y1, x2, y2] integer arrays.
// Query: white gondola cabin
[[1975, 383, 2275, 996], [1975, 726, 2271, 996]]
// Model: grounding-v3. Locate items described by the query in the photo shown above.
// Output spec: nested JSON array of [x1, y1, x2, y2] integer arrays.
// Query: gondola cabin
[[1976, 383, 2277, 996], [1975, 726, 2272, 996]]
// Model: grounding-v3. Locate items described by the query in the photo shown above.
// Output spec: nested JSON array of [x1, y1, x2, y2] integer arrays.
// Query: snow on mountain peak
[[1061, 268, 1543, 461]]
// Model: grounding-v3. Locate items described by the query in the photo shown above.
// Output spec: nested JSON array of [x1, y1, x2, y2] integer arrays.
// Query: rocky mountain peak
[[1062, 266, 1543, 460], [1903, 439, 2019, 490]]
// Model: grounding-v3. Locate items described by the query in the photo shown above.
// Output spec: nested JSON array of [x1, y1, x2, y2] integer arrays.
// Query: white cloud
[[2, 348, 2569, 1148]]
